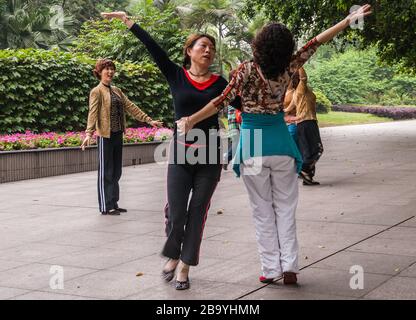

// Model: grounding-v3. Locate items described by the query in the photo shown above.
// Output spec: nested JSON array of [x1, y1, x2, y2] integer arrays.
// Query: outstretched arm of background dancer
[[316, 4, 372, 44], [291, 4, 372, 71]]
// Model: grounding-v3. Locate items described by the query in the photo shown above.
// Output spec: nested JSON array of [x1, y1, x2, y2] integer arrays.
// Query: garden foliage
[[0, 48, 174, 133], [332, 105, 416, 120]]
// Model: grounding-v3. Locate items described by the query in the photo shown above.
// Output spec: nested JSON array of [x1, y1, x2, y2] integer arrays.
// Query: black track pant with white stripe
[[162, 163, 221, 266], [97, 131, 123, 213]]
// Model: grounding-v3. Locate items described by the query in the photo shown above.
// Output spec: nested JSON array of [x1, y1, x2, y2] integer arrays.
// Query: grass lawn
[[318, 111, 392, 127]]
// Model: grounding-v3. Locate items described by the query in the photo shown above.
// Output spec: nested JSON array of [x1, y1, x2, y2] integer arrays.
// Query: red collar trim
[[183, 67, 220, 90]]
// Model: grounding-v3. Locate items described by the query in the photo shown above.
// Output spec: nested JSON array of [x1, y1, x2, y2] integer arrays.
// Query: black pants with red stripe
[[97, 132, 123, 213], [163, 163, 221, 266]]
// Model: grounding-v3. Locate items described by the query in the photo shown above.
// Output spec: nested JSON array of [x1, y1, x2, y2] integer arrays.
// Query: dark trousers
[[297, 120, 323, 177], [163, 163, 221, 266], [97, 131, 123, 212]]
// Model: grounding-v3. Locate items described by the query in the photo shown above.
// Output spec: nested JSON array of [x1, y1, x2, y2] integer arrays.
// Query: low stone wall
[[0, 142, 163, 183]]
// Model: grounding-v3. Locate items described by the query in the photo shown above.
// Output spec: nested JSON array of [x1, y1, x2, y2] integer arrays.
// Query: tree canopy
[[243, 0, 416, 72]]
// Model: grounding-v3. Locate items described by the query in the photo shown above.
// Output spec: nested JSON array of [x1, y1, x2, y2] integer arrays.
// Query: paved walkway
[[0, 120, 415, 300]]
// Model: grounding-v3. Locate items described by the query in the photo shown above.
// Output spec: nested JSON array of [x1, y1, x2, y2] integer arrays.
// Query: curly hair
[[93, 58, 116, 80], [252, 23, 295, 80]]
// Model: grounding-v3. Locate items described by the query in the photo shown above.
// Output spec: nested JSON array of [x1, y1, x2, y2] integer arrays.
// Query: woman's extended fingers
[[100, 11, 126, 20], [350, 4, 372, 20], [151, 120, 163, 128], [81, 137, 90, 151]]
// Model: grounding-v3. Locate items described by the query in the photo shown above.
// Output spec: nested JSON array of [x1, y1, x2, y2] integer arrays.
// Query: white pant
[[241, 155, 299, 278]]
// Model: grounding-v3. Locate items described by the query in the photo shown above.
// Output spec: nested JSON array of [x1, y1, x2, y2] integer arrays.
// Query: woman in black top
[[101, 11, 239, 290]]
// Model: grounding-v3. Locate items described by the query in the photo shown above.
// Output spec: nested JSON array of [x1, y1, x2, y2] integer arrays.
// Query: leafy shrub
[[332, 105, 416, 120], [73, 5, 187, 65], [314, 89, 331, 114], [306, 48, 416, 106], [0, 48, 174, 133]]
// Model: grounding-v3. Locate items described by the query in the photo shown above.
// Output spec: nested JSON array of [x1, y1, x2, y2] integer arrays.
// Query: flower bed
[[332, 105, 416, 120], [0, 128, 173, 151], [0, 128, 173, 183]]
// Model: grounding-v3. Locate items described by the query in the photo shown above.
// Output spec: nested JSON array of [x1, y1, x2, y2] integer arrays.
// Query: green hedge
[[306, 48, 416, 106], [0, 48, 173, 133], [314, 90, 331, 114]]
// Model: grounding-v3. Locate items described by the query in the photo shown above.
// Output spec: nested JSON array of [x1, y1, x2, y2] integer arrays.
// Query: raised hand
[[100, 11, 127, 21], [346, 4, 372, 24], [316, 4, 372, 44], [101, 11, 134, 28]]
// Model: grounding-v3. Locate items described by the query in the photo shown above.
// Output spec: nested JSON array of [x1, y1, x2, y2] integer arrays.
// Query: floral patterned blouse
[[213, 38, 321, 114]]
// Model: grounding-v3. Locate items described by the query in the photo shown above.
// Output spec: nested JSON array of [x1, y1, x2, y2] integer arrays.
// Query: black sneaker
[[299, 170, 313, 183], [101, 209, 120, 215], [303, 179, 320, 186], [115, 207, 127, 213]]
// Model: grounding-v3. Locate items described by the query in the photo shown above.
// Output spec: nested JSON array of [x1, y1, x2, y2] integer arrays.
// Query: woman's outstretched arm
[[316, 4, 372, 44], [101, 11, 177, 79], [291, 4, 372, 71]]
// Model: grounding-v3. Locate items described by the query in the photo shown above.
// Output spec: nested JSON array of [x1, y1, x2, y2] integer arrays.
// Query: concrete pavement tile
[[97, 234, 165, 255], [199, 240, 258, 261], [40, 230, 135, 247], [363, 276, 416, 300], [109, 255, 226, 277], [88, 220, 163, 236], [0, 259, 30, 272], [1, 121, 416, 299], [43, 246, 149, 270], [298, 246, 345, 268], [200, 226, 255, 242], [40, 270, 160, 300], [349, 237, 416, 257], [296, 220, 385, 237], [191, 259, 261, 286], [0, 287, 30, 299], [268, 268, 391, 298], [240, 286, 355, 300], [398, 218, 416, 228], [310, 251, 415, 276], [0, 243, 88, 263], [202, 214, 253, 228], [0, 263, 97, 290], [10, 290, 99, 300], [398, 262, 416, 278], [375, 226, 416, 241], [323, 204, 415, 226], [108, 254, 165, 275], [124, 279, 259, 300]]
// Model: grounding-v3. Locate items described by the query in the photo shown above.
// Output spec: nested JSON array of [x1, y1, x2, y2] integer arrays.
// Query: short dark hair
[[252, 23, 295, 80], [183, 34, 216, 68], [93, 58, 116, 80]]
